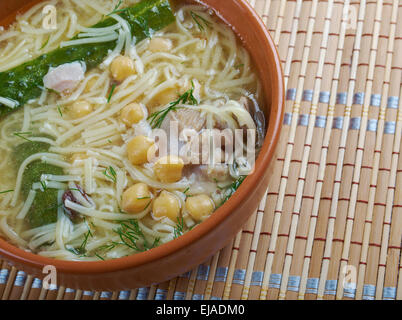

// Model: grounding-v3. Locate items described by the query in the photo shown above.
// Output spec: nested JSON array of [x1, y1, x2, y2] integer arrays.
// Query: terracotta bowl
[[0, 0, 284, 290]]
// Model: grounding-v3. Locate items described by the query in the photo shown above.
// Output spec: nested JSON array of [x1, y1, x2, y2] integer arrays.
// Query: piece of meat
[[157, 108, 205, 161], [43, 62, 86, 94], [169, 108, 206, 133], [179, 129, 232, 165], [62, 184, 91, 223], [201, 163, 230, 182]]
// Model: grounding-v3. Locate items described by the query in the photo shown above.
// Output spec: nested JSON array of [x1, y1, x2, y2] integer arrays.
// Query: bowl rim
[[0, 0, 284, 275]]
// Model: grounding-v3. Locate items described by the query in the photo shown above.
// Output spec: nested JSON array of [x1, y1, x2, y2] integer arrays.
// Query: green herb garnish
[[40, 35, 50, 50], [114, 219, 160, 252], [0, 190, 13, 194], [98, 242, 118, 252], [103, 166, 117, 183], [107, 84, 117, 103], [137, 196, 151, 200], [148, 81, 198, 128], [143, 199, 152, 211], [183, 187, 194, 198], [173, 216, 185, 239], [94, 220, 160, 259], [148, 104, 181, 129], [57, 105, 63, 117], [67, 227, 93, 257], [13, 131, 33, 142], [40, 180, 48, 191], [95, 253, 105, 261], [93, 242, 119, 260], [190, 11, 211, 31], [219, 176, 246, 207], [108, 0, 125, 15]]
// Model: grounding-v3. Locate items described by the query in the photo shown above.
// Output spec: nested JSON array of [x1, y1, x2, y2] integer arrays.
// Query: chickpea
[[127, 135, 155, 165], [149, 37, 173, 52], [120, 103, 145, 126], [110, 55, 136, 82], [121, 183, 152, 214], [154, 155, 184, 183], [150, 83, 193, 108], [152, 191, 181, 221], [185, 194, 215, 221], [150, 88, 179, 108], [70, 100, 93, 119], [84, 76, 99, 93]]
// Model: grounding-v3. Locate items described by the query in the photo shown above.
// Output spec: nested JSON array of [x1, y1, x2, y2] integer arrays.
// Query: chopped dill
[[173, 216, 185, 239], [103, 166, 117, 183], [0, 190, 13, 194], [234, 63, 244, 69], [13, 131, 33, 142], [148, 81, 198, 128], [95, 253, 105, 261], [57, 105, 63, 117], [107, 0, 125, 16], [97, 243, 118, 252], [148, 105, 181, 129], [40, 180, 48, 191], [93, 242, 118, 260], [218, 175, 246, 208], [184, 187, 194, 198], [137, 196, 151, 200], [40, 35, 50, 50], [143, 199, 152, 211], [107, 84, 117, 103], [114, 219, 160, 252], [67, 226, 93, 257], [80, 219, 162, 259], [190, 11, 211, 31], [150, 237, 161, 249], [113, 0, 123, 10], [81, 229, 93, 250], [47, 88, 59, 95]]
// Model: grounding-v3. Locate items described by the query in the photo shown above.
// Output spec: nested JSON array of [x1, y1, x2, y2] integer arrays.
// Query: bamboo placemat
[[1, 0, 401, 300]]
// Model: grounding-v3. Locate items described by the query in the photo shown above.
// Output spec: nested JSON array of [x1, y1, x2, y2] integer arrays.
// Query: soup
[[0, 0, 265, 261]]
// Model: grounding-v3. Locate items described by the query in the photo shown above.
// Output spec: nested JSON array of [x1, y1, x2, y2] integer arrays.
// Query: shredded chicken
[[201, 163, 230, 182], [169, 108, 206, 133], [43, 62, 86, 94]]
